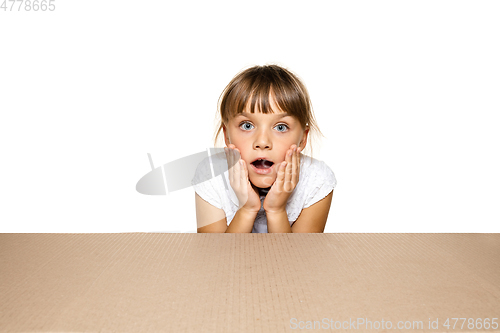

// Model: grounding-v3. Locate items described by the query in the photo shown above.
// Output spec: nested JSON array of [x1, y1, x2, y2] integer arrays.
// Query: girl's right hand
[[225, 145, 261, 213]]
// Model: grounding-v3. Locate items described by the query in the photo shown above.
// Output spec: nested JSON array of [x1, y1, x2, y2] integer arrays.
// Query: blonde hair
[[213, 64, 323, 158]]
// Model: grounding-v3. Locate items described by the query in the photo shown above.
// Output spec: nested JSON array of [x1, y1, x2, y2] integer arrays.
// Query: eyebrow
[[236, 112, 291, 119]]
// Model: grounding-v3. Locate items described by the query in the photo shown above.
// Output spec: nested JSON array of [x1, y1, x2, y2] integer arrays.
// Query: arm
[[195, 193, 257, 233], [224, 207, 258, 233], [195, 193, 227, 233], [290, 190, 333, 233], [266, 210, 292, 233]]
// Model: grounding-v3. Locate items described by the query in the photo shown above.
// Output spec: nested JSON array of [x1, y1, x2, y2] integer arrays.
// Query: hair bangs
[[222, 74, 280, 122], [248, 80, 275, 115], [271, 77, 310, 128]]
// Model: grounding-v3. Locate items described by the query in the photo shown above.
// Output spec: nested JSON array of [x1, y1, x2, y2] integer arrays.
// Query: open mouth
[[251, 158, 274, 169]]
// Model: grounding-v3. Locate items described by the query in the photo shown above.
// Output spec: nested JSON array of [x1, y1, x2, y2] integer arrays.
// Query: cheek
[[233, 146, 250, 162], [276, 141, 295, 158], [229, 133, 245, 146], [281, 134, 302, 150]]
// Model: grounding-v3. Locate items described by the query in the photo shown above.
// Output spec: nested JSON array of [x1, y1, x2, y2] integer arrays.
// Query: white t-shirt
[[191, 152, 337, 233]]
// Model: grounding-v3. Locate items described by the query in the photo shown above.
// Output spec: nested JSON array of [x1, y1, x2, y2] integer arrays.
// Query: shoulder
[[191, 151, 239, 215], [284, 154, 336, 221], [191, 149, 228, 186], [191, 154, 225, 208], [299, 154, 337, 188], [192, 155, 212, 182]]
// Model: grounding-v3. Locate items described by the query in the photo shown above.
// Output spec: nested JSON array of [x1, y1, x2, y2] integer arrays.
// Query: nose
[[253, 130, 272, 150]]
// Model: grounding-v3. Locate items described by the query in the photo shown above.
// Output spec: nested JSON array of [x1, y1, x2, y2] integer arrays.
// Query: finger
[[286, 146, 293, 163], [284, 149, 294, 192], [276, 161, 287, 192], [238, 160, 245, 204], [225, 147, 233, 183], [295, 147, 301, 184], [240, 159, 247, 189], [242, 160, 253, 207], [242, 161, 255, 192], [292, 146, 299, 183], [241, 159, 249, 183], [233, 147, 241, 162], [233, 150, 241, 187], [227, 145, 234, 168], [234, 149, 242, 187], [230, 145, 241, 168], [230, 148, 238, 186], [285, 147, 293, 183]]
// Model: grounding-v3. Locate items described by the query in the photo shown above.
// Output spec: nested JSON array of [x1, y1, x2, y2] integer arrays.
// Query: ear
[[299, 127, 309, 150], [223, 125, 230, 146]]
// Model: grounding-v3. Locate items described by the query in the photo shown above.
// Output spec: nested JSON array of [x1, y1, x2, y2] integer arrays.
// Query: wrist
[[239, 206, 260, 216], [265, 209, 291, 233], [225, 207, 259, 233], [264, 208, 287, 216]]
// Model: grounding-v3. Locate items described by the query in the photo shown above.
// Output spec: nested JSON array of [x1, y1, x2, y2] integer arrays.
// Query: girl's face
[[222, 99, 308, 189]]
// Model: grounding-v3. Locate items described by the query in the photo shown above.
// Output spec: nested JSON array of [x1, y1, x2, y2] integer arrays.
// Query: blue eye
[[240, 122, 254, 130], [275, 124, 289, 132]]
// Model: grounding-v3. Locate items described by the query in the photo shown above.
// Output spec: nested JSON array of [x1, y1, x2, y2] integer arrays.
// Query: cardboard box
[[1, 233, 499, 332]]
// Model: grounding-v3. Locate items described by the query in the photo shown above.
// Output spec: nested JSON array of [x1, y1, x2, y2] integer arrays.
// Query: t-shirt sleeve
[[191, 157, 223, 210], [303, 161, 337, 208]]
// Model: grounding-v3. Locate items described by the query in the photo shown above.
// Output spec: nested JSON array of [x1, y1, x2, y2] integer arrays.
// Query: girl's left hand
[[263, 145, 301, 214]]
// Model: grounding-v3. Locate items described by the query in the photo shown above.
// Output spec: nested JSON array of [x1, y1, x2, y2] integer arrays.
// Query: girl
[[192, 65, 337, 233]]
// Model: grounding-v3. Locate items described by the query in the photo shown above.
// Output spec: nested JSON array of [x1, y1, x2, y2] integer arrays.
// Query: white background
[[1, 1, 499, 232]]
